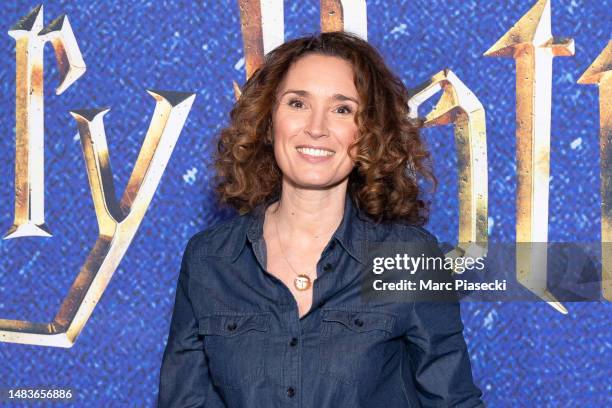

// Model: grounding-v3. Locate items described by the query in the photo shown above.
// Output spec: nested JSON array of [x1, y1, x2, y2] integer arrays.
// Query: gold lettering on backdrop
[[578, 41, 612, 301], [6, 4, 85, 239], [320, 0, 367, 40], [484, 0, 574, 314], [235, 0, 285, 98], [235, 0, 366, 98], [0, 91, 196, 347], [408, 69, 489, 271]]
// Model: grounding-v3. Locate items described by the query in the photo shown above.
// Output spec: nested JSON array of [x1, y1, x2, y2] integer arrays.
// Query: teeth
[[296, 147, 335, 157]]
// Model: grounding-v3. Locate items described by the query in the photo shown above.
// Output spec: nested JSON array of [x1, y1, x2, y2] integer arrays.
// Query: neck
[[268, 178, 348, 242]]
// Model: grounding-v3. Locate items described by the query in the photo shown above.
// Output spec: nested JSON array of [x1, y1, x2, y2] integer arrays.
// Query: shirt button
[[354, 318, 364, 327], [226, 322, 237, 331], [323, 263, 333, 272], [289, 337, 298, 347], [286, 387, 296, 398]]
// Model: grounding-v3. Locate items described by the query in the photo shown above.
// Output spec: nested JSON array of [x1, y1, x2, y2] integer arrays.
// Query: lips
[[294, 145, 336, 164], [295, 146, 335, 157]]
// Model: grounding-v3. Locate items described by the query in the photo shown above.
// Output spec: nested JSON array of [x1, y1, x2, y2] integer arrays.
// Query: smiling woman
[[273, 54, 359, 190], [158, 31, 485, 407], [214, 31, 435, 224]]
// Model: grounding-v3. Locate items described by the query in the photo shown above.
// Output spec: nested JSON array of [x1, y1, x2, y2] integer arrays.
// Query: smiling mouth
[[295, 147, 335, 157]]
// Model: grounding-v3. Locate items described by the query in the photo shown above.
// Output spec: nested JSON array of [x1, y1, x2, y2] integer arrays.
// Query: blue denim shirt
[[158, 196, 485, 407]]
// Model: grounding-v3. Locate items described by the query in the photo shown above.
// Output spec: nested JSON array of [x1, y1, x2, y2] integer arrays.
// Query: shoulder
[[367, 219, 440, 244], [399, 224, 439, 244], [184, 213, 249, 258]]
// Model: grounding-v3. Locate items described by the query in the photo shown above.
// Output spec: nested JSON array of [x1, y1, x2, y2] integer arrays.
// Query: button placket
[[320, 241, 336, 275]]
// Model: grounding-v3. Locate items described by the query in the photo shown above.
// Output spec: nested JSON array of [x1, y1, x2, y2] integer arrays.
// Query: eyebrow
[[279, 89, 360, 105]]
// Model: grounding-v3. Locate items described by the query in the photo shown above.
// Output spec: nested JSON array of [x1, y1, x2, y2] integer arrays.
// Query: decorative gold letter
[[234, 0, 284, 97], [578, 40, 612, 301], [0, 91, 196, 347], [320, 0, 367, 40], [6, 4, 86, 239], [234, 0, 366, 98], [408, 69, 489, 269], [484, 0, 574, 314]]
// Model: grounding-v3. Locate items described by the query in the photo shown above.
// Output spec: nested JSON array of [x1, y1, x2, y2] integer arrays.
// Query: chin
[[290, 174, 347, 190]]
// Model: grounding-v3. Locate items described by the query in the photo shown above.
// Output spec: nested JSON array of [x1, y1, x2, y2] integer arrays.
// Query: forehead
[[278, 54, 357, 95]]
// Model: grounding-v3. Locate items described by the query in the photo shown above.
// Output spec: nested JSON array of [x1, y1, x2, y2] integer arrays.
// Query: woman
[[158, 31, 484, 407]]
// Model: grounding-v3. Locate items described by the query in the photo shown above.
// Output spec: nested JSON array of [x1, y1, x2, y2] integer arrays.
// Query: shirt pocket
[[198, 312, 270, 388], [319, 309, 396, 385]]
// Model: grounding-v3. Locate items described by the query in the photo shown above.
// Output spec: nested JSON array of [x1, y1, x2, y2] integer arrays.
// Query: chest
[[198, 306, 399, 390], [192, 247, 409, 392], [265, 248, 319, 318]]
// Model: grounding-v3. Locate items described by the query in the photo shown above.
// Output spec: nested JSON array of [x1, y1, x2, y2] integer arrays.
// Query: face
[[271, 54, 360, 189]]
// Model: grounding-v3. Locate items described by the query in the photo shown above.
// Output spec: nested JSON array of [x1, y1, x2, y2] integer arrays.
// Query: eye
[[288, 98, 305, 109], [335, 105, 353, 115]]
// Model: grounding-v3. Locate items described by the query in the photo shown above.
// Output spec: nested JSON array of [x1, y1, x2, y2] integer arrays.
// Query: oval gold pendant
[[294, 274, 311, 291]]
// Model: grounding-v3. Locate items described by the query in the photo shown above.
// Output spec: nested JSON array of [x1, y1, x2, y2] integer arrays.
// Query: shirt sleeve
[[404, 233, 485, 408], [158, 236, 225, 408]]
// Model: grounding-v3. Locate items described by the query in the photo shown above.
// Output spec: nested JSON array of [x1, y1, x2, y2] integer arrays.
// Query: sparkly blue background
[[0, 0, 610, 407]]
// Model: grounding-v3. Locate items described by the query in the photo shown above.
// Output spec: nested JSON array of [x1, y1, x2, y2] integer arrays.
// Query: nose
[[304, 108, 328, 139]]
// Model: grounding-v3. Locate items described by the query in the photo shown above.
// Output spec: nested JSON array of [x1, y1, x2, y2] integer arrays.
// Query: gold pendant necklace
[[293, 274, 311, 291], [273, 210, 312, 291]]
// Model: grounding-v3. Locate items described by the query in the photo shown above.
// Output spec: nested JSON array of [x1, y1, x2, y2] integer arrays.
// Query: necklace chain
[[272, 207, 313, 291]]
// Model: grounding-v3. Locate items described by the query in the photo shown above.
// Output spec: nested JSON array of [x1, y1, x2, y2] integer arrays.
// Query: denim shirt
[[158, 196, 485, 407]]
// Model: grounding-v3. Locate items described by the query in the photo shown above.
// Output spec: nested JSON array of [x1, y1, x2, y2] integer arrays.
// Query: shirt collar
[[233, 193, 368, 264]]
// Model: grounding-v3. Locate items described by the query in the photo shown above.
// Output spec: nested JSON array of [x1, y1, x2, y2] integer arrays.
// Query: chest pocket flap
[[198, 312, 270, 337], [322, 309, 395, 334], [197, 312, 270, 388]]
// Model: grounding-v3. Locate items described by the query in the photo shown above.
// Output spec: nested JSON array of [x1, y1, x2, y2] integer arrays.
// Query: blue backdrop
[[0, 0, 609, 406]]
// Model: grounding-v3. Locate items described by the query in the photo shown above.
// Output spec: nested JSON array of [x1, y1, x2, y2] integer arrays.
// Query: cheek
[[274, 111, 305, 138], [338, 124, 359, 156]]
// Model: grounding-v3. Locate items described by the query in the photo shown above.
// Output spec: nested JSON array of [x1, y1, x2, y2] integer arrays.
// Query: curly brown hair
[[213, 31, 436, 225]]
